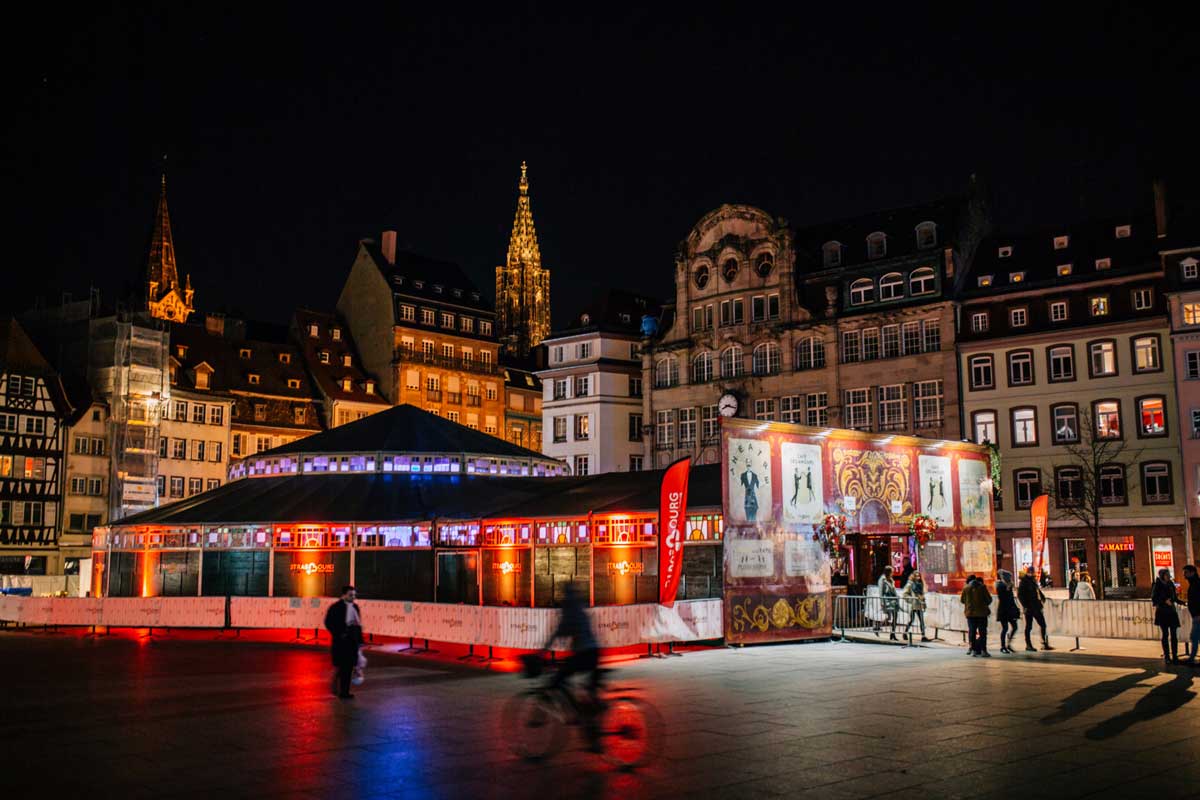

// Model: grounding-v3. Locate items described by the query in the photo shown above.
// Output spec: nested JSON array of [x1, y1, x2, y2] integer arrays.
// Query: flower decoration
[[909, 514, 938, 546], [817, 513, 847, 555]]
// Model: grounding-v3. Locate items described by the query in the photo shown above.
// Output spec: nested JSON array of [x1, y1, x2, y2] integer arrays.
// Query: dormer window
[[194, 371, 209, 390], [318, 350, 330, 364], [239, 348, 251, 360], [1053, 235, 1070, 250], [365, 381, 376, 395], [620, 313, 631, 323], [294, 407, 306, 424], [169, 365, 178, 384], [471, 291, 481, 301], [248, 373, 261, 385], [915, 221, 937, 249], [823, 241, 842, 268], [341, 378, 353, 392], [453, 289, 463, 298], [849, 278, 874, 306], [331, 328, 342, 341], [1057, 264, 1072, 276], [1182, 257, 1199, 280], [580, 313, 591, 325], [278, 353, 291, 364], [1115, 225, 1131, 239], [1009, 272, 1025, 284], [287, 378, 301, 389], [1095, 258, 1111, 271], [175, 345, 188, 358], [307, 323, 319, 338], [866, 232, 887, 260], [413, 280, 425, 289], [879, 272, 904, 300], [998, 246, 1013, 258], [433, 284, 443, 294], [342, 354, 352, 367], [978, 275, 993, 288], [394, 276, 405, 286]]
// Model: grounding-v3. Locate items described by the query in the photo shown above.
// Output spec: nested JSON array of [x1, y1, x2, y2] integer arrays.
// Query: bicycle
[[501, 653, 662, 769]]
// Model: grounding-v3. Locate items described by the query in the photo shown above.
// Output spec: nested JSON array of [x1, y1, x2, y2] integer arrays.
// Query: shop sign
[[492, 560, 522, 575], [1151, 537, 1175, 574], [1099, 537, 1135, 552], [290, 562, 334, 575], [1154, 550, 1173, 568], [607, 561, 645, 576]]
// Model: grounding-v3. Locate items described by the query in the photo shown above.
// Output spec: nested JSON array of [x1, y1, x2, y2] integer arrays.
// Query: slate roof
[[550, 289, 662, 338], [793, 196, 967, 270], [502, 365, 542, 394], [361, 240, 491, 313], [291, 309, 389, 407], [111, 463, 721, 526]]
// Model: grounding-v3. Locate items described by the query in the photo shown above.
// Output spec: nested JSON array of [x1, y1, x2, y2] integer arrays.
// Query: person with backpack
[[960, 575, 992, 656], [995, 570, 1021, 653], [1017, 568, 1054, 651]]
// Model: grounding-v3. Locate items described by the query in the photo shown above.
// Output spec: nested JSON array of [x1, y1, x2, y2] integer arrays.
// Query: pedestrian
[[1068, 569, 1079, 599], [960, 574, 992, 656], [1074, 572, 1096, 600], [1152, 568, 1181, 664], [877, 566, 900, 640], [1017, 568, 1054, 651], [1183, 565, 1200, 664], [323, 585, 364, 699], [902, 570, 930, 642], [995, 570, 1021, 653]]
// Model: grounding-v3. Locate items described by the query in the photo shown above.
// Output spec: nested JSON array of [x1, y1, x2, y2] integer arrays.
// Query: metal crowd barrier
[[834, 594, 936, 648]]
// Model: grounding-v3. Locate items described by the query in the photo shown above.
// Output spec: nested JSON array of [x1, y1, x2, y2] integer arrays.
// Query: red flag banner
[[1030, 494, 1049, 578], [658, 457, 691, 608]]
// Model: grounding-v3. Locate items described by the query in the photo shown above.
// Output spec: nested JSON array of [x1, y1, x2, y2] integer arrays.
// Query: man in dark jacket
[[1017, 569, 1054, 652], [1184, 565, 1200, 663], [960, 575, 992, 656], [324, 585, 363, 699]]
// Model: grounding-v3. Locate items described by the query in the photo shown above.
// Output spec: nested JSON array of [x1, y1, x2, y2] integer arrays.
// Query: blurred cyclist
[[543, 582, 602, 711]]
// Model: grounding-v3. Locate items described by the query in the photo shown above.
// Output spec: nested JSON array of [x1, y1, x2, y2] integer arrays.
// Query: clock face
[[718, 393, 739, 417]]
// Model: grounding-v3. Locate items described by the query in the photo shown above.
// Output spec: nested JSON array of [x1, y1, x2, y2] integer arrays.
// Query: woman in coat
[[995, 570, 1021, 653], [902, 571, 930, 642], [1152, 568, 1181, 663], [877, 566, 900, 640], [1074, 573, 1096, 600]]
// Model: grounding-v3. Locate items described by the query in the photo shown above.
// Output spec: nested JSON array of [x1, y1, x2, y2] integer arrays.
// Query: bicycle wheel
[[501, 689, 567, 762], [598, 695, 662, 769]]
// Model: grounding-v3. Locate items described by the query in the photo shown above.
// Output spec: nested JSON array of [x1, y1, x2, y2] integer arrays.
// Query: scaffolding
[[88, 314, 170, 523]]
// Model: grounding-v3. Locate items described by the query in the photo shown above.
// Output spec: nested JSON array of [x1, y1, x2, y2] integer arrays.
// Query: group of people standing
[[959, 568, 1054, 656], [875, 565, 931, 642], [1152, 565, 1200, 663]]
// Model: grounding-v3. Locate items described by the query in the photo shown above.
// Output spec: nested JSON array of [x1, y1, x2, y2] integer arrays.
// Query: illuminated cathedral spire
[[145, 173, 195, 323], [496, 162, 551, 358]]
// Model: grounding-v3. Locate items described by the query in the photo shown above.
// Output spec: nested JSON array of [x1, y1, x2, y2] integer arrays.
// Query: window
[[442, 343, 455, 359], [902, 322, 921, 355], [553, 417, 567, 443], [909, 267, 936, 295], [485, 384, 497, 401], [341, 354, 352, 368], [629, 376, 642, 397], [480, 321, 492, 336], [877, 385, 907, 429], [421, 309, 435, 325], [1056, 467, 1082, 507], [971, 312, 989, 333], [1100, 465, 1127, 506], [207, 479, 220, 491], [1141, 463, 1172, 505], [866, 232, 887, 259], [255, 437, 271, 453], [231, 435, 242, 457], [721, 258, 739, 282], [767, 294, 780, 319], [1015, 469, 1041, 509], [400, 305, 415, 322], [795, 337, 825, 370], [1011, 407, 1038, 446], [238, 348, 251, 360], [780, 395, 801, 424], [702, 405, 719, 442], [692, 305, 714, 332], [440, 312, 454, 328], [998, 247, 1012, 258], [1050, 301, 1068, 322], [1007, 350, 1034, 386], [628, 413, 642, 442], [692, 352, 713, 383], [1183, 258, 1200, 281], [679, 408, 697, 442], [211, 442, 222, 462], [1095, 258, 1111, 271], [1132, 287, 1154, 310], [1115, 225, 1131, 238], [849, 279, 873, 306], [753, 399, 775, 421], [1189, 352, 1200, 379], [654, 358, 678, 388], [190, 404, 205, 424], [1009, 272, 1025, 284], [969, 355, 994, 390], [1138, 397, 1166, 437], [460, 317, 473, 333], [1094, 400, 1122, 439], [1089, 341, 1117, 377], [294, 407, 307, 425], [1054, 235, 1070, 250], [806, 393, 829, 427], [1048, 345, 1074, 382], [1052, 404, 1079, 444], [574, 414, 590, 441], [1090, 296, 1109, 317], [913, 381, 942, 427], [1133, 335, 1160, 372], [173, 400, 188, 420], [719, 298, 744, 325], [752, 343, 780, 375], [694, 264, 711, 289], [972, 411, 997, 444], [862, 328, 880, 361], [209, 406, 223, 426], [1057, 264, 1073, 276], [882, 325, 900, 358], [192, 440, 205, 461], [574, 456, 590, 476], [1009, 308, 1027, 328], [0, 413, 15, 433], [841, 331, 861, 363], [629, 455, 643, 472], [915, 222, 937, 249], [248, 373, 261, 385], [551, 379, 567, 401], [1185, 304, 1200, 326], [845, 388, 871, 430], [978, 275, 993, 287], [751, 296, 766, 322], [188, 478, 202, 496], [656, 410, 674, 448], [171, 438, 186, 459], [169, 477, 184, 498], [23, 416, 45, 435], [575, 342, 592, 359], [1193, 409, 1200, 438], [720, 346, 743, 378], [823, 242, 842, 268], [879, 273, 904, 300]]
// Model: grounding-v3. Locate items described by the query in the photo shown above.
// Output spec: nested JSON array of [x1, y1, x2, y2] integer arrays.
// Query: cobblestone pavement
[[2, 631, 1199, 799]]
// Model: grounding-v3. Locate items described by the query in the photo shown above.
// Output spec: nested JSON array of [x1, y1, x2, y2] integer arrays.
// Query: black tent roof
[[112, 464, 722, 527]]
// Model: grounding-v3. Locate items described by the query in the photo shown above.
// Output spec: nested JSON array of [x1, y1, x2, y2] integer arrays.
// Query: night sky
[[9, 6, 1196, 329]]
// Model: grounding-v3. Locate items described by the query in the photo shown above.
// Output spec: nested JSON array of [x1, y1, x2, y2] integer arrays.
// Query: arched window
[[654, 357, 679, 388], [721, 258, 740, 282], [721, 346, 743, 378], [867, 232, 887, 259], [850, 278, 874, 306], [879, 272, 904, 300], [692, 351, 713, 383], [909, 266, 936, 295], [823, 241, 842, 268], [752, 343, 780, 375], [694, 264, 710, 289], [755, 252, 774, 277], [915, 221, 938, 249]]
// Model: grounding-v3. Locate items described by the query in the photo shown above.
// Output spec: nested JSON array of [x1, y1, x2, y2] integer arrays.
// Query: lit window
[[1134, 336, 1160, 372], [972, 410, 996, 444], [1009, 272, 1025, 283], [978, 275, 993, 287], [1184, 304, 1200, 325], [1095, 258, 1111, 271], [307, 324, 318, 337], [1090, 296, 1109, 316], [1094, 400, 1121, 439], [1012, 408, 1037, 446], [1054, 235, 1069, 250], [1138, 397, 1165, 436], [331, 328, 342, 341], [1090, 341, 1117, 376], [1057, 264, 1072, 276]]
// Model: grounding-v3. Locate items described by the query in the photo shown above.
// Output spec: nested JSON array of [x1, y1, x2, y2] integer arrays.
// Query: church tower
[[145, 174, 195, 323], [495, 162, 550, 358]]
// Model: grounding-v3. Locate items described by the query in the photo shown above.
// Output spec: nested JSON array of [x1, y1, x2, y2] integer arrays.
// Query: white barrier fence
[[0, 596, 723, 652]]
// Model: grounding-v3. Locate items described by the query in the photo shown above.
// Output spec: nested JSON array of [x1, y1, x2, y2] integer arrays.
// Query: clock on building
[[718, 392, 739, 417]]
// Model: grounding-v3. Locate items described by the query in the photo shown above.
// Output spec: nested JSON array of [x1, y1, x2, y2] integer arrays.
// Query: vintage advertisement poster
[[727, 540, 775, 578], [781, 442, 824, 524], [957, 457, 992, 529], [961, 540, 995, 573], [918, 455, 954, 528], [727, 437, 771, 524]]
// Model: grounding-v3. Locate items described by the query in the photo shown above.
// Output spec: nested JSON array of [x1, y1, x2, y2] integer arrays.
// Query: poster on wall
[[957, 458, 991, 529], [961, 540, 995, 573], [781, 442, 824, 524], [918, 455, 954, 528], [727, 437, 771, 524]]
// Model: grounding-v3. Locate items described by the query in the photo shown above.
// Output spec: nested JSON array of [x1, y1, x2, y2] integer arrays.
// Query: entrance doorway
[[1064, 538, 1087, 586], [855, 536, 891, 587], [436, 551, 479, 604]]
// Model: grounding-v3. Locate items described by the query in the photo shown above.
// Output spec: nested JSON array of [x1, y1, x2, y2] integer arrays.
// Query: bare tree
[[1046, 409, 1141, 600]]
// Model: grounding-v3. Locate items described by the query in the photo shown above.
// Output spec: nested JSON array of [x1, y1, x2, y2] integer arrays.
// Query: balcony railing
[[913, 417, 944, 431], [395, 349, 499, 376]]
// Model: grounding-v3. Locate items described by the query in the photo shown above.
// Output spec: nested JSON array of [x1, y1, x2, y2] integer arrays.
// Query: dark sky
[[8, 5, 1196, 329]]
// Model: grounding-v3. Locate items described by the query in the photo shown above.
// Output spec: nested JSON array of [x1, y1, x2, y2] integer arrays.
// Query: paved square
[[1, 632, 1197, 799]]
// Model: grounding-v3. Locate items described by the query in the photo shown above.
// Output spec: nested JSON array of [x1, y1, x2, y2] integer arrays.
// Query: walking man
[[1018, 568, 1054, 651], [324, 585, 364, 699], [960, 575, 992, 656], [1183, 565, 1200, 663]]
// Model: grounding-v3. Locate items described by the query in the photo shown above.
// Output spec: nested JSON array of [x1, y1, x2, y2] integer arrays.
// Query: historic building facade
[[145, 175, 195, 323], [338, 233, 505, 437], [502, 366, 543, 453], [160, 326, 235, 500], [959, 217, 1185, 597], [1, 319, 68, 575], [62, 399, 109, 568], [291, 310, 389, 428], [495, 162, 551, 359], [538, 291, 654, 474]]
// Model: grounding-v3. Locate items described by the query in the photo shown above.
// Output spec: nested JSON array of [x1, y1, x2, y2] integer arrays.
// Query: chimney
[[381, 230, 397, 264], [1153, 179, 1168, 238], [205, 312, 225, 337]]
